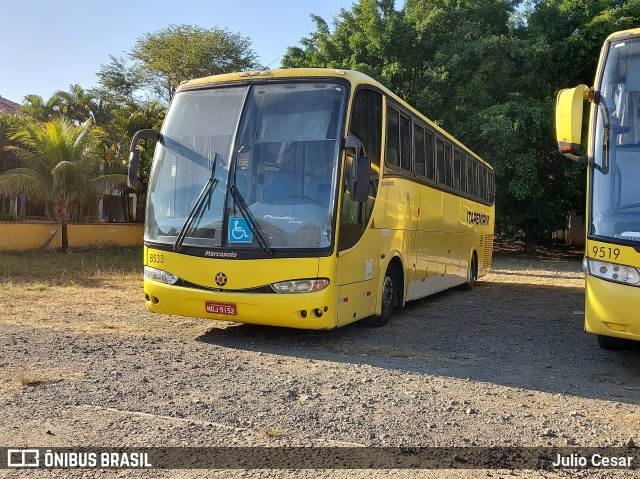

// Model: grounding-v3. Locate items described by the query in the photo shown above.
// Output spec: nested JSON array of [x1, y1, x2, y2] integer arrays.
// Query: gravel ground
[[1, 252, 639, 478]]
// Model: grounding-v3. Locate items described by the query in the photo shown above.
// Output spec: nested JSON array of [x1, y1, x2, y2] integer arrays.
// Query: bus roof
[[179, 68, 491, 170], [606, 28, 640, 43]]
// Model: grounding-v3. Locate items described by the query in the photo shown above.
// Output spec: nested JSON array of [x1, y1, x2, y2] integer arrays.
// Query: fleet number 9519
[[592, 246, 620, 260], [149, 253, 164, 264]]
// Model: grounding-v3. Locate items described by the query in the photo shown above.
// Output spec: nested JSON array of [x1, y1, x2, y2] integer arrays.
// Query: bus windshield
[[145, 81, 346, 251], [592, 38, 640, 243]]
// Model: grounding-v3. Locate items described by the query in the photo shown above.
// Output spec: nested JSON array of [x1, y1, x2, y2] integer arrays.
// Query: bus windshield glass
[[593, 38, 640, 243], [145, 81, 346, 250]]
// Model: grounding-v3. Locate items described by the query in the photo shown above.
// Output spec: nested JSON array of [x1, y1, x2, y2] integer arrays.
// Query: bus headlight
[[270, 278, 330, 293], [144, 266, 179, 285], [585, 258, 640, 286]]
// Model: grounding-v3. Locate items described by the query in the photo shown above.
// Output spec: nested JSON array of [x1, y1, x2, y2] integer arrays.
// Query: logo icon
[[7, 449, 39, 468], [215, 272, 228, 286]]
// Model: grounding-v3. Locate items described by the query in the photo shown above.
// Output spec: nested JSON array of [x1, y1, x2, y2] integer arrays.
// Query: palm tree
[[102, 100, 165, 221], [0, 117, 126, 250], [19, 94, 62, 121], [0, 113, 20, 216]]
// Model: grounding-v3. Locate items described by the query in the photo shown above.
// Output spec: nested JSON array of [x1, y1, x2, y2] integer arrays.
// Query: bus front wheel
[[597, 334, 632, 350], [364, 268, 397, 327]]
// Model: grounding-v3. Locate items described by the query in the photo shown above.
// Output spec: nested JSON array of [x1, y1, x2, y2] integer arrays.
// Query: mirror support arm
[[128, 129, 161, 188]]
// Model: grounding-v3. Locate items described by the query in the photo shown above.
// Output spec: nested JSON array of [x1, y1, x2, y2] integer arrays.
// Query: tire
[[597, 334, 631, 350], [461, 255, 476, 291], [364, 267, 397, 327]]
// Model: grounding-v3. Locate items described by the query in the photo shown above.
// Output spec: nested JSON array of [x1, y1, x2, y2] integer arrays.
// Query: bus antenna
[[262, 56, 281, 70]]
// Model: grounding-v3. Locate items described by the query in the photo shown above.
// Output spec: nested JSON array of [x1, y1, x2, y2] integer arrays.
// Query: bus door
[[335, 151, 380, 326]]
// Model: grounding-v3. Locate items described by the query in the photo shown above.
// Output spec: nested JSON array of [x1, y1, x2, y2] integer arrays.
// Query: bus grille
[[482, 235, 493, 270]]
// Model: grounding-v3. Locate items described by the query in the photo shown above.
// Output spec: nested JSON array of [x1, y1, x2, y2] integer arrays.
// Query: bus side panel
[[337, 281, 376, 326], [442, 190, 464, 288], [375, 178, 418, 305], [412, 227, 438, 300], [416, 187, 450, 294], [335, 224, 381, 325]]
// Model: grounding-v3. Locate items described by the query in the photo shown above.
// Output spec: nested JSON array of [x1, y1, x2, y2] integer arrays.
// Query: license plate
[[205, 301, 237, 316]]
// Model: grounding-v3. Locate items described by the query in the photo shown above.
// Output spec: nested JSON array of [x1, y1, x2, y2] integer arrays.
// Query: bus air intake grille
[[483, 235, 493, 270]]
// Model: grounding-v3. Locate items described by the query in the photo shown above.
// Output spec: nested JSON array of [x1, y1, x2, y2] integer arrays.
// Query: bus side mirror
[[128, 129, 160, 188], [350, 155, 370, 202], [555, 84, 590, 162]]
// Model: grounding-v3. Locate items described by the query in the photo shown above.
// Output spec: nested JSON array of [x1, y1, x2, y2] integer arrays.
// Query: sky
[[0, 0, 363, 104]]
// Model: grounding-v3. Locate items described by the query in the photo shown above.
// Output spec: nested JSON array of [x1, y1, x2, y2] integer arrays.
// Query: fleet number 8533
[[149, 253, 165, 264]]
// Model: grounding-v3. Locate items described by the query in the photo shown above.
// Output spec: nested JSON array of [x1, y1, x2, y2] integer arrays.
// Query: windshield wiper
[[227, 184, 273, 257], [173, 152, 221, 252]]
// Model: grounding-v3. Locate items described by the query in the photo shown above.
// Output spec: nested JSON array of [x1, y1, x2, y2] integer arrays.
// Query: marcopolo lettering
[[204, 251, 238, 258]]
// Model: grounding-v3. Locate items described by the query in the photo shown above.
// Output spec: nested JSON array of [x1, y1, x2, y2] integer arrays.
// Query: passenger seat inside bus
[[307, 178, 331, 207]]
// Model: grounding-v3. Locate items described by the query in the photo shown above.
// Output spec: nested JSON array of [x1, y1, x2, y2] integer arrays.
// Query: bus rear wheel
[[597, 334, 632, 350], [461, 254, 476, 291], [364, 268, 396, 327]]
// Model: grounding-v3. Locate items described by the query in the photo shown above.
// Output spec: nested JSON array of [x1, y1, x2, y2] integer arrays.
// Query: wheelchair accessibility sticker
[[228, 217, 253, 244]]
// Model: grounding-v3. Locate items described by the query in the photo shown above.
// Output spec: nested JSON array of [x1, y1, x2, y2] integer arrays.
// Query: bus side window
[[414, 123, 426, 177], [453, 149, 461, 191], [339, 88, 382, 252], [471, 161, 478, 199], [460, 154, 467, 194], [386, 107, 400, 167], [425, 129, 435, 181], [478, 166, 485, 201], [436, 138, 445, 184], [488, 171, 495, 203], [445, 143, 453, 188], [483, 167, 489, 202], [399, 113, 411, 171]]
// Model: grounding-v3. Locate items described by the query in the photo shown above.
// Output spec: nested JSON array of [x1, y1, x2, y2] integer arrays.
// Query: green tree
[[283, 0, 640, 252], [130, 24, 258, 101], [0, 118, 126, 250], [492, 0, 640, 252], [95, 55, 143, 104]]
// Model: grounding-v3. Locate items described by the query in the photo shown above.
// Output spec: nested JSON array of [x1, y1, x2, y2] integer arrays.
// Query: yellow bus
[[556, 29, 640, 348], [129, 68, 495, 329]]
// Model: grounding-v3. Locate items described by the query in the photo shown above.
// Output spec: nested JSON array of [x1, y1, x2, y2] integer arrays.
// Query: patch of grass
[[0, 247, 143, 286], [260, 426, 287, 438], [25, 282, 50, 291]]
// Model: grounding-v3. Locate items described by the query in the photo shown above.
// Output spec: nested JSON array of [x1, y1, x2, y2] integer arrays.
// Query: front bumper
[[585, 274, 640, 340], [144, 279, 337, 329]]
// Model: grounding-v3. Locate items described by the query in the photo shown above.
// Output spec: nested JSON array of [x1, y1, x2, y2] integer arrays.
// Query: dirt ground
[[1, 247, 640, 478]]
